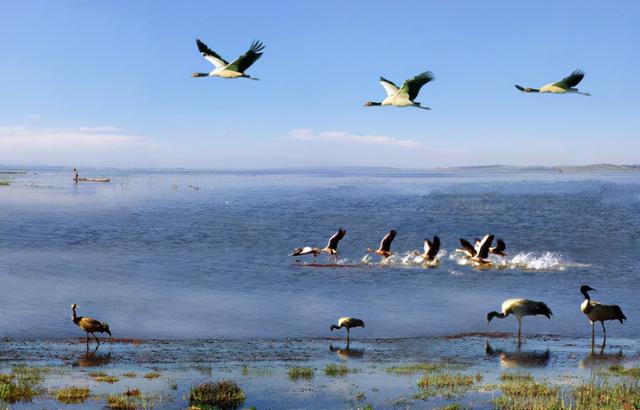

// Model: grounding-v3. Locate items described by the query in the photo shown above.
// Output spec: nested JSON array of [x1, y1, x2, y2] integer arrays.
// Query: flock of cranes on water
[[70, 228, 627, 353], [191, 38, 591, 107], [291, 228, 505, 266], [68, 38, 601, 352]]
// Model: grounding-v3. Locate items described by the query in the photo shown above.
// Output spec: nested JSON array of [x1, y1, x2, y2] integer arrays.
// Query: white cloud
[[0, 126, 168, 167], [289, 128, 422, 148]]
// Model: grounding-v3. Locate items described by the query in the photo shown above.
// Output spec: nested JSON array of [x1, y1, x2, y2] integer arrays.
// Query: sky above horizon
[[0, 1, 638, 169]]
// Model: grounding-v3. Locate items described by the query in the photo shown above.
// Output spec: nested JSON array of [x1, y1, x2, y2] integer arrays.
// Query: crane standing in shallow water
[[71, 304, 111, 349], [330, 317, 365, 343], [580, 285, 626, 350], [487, 298, 553, 341]]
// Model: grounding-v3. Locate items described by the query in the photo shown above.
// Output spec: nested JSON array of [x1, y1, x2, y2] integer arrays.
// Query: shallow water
[[1, 335, 639, 409], [0, 168, 639, 340]]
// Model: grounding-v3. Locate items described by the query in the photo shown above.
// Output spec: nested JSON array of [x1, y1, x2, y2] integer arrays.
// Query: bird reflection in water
[[329, 343, 364, 359], [486, 342, 550, 368], [579, 348, 624, 369], [72, 349, 112, 367]]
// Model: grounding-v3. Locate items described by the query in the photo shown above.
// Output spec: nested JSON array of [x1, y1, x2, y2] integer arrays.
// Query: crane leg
[[92, 333, 100, 348], [591, 323, 595, 350], [346, 328, 350, 344], [601, 322, 607, 348], [86, 334, 90, 350], [517, 317, 522, 339]]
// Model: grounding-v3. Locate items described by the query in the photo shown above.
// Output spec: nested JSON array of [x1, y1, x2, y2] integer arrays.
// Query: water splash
[[359, 251, 445, 267], [508, 251, 589, 271], [448, 250, 588, 271]]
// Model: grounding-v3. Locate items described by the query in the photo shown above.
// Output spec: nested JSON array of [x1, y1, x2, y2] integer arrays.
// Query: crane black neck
[[581, 289, 591, 301]]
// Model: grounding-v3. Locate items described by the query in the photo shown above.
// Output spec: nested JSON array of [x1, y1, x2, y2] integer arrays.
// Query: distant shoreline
[[1, 163, 639, 174]]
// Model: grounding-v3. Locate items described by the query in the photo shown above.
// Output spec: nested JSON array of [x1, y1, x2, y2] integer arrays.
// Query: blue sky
[[0, 1, 638, 168]]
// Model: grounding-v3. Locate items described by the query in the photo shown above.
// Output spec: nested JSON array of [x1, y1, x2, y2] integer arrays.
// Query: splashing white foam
[[359, 250, 445, 267], [508, 251, 589, 271]]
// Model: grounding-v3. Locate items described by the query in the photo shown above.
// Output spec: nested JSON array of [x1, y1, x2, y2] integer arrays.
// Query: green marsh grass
[[189, 380, 245, 410], [0, 366, 48, 403], [88, 371, 119, 383], [106, 388, 160, 410], [386, 362, 446, 375], [324, 363, 355, 377], [55, 386, 90, 404], [288, 366, 314, 381], [416, 372, 482, 399]]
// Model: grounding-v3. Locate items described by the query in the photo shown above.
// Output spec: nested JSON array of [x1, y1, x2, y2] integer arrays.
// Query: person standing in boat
[[73, 168, 79, 183]]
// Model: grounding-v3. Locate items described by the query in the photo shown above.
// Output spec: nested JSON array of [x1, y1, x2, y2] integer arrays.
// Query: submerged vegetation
[[386, 362, 446, 375], [287, 366, 314, 381], [189, 380, 245, 410], [55, 386, 91, 404], [88, 371, 119, 383], [324, 363, 356, 377], [416, 372, 482, 399], [0, 366, 47, 403], [106, 388, 156, 410]]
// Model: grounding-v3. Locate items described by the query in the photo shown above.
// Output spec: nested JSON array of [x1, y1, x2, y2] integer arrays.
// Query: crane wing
[[380, 230, 397, 252], [476, 234, 494, 259], [196, 39, 229, 68], [326, 228, 346, 250], [379, 77, 400, 97], [225, 40, 265, 73], [459, 238, 476, 256], [553, 69, 585, 89], [399, 71, 434, 101]]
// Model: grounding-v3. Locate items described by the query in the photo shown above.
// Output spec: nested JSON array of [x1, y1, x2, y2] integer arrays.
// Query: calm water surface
[[1, 169, 639, 340]]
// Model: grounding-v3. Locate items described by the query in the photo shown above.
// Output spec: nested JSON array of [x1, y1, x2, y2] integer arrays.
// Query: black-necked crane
[[487, 298, 553, 339], [515, 69, 590, 95], [421, 235, 441, 262], [367, 230, 397, 260], [580, 285, 626, 348], [475, 237, 507, 256], [70, 304, 111, 349], [290, 228, 346, 261], [457, 234, 494, 265], [365, 72, 434, 109], [330, 317, 365, 343], [192, 39, 265, 80]]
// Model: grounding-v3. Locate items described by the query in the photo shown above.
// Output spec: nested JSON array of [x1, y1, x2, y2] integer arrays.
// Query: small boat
[[77, 178, 111, 183]]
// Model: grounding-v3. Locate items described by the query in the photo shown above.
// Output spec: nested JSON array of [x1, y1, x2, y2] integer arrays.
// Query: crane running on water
[[192, 39, 265, 80], [580, 285, 626, 350], [365, 71, 434, 109], [367, 230, 397, 261], [290, 228, 347, 262], [487, 298, 553, 340], [457, 234, 494, 265], [70, 304, 111, 349], [515, 69, 590, 95], [420, 235, 441, 263], [475, 237, 507, 256]]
